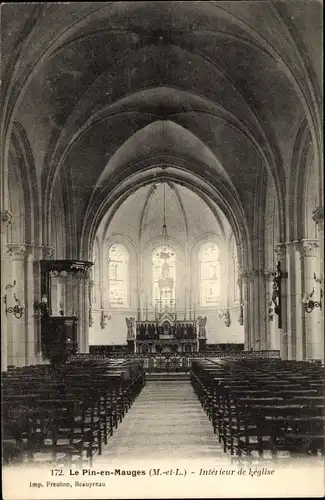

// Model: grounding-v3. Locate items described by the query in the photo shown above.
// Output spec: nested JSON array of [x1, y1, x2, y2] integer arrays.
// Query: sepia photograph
[[1, 1, 324, 499]]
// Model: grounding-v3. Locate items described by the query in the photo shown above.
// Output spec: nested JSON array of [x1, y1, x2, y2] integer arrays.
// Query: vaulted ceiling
[[98, 181, 229, 249], [1, 1, 322, 256]]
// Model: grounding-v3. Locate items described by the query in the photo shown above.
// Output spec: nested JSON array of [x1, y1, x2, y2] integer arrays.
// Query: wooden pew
[[191, 357, 325, 463], [2, 356, 146, 466]]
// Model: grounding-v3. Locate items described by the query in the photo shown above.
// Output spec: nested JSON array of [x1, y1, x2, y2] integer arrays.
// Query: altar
[[124, 217, 207, 354], [126, 306, 202, 354]]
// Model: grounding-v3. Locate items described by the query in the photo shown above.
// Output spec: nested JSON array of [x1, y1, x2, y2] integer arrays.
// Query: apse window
[[233, 251, 240, 303], [108, 244, 129, 307], [152, 245, 176, 308], [199, 242, 220, 306]]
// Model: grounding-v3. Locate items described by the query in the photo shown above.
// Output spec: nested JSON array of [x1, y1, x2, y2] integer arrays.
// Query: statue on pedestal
[[126, 317, 135, 340], [197, 316, 207, 339]]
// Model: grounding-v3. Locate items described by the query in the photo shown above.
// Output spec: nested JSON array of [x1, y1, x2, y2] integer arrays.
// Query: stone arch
[[82, 167, 251, 273], [288, 119, 313, 241], [9, 122, 39, 244], [303, 152, 319, 240], [264, 174, 280, 270]]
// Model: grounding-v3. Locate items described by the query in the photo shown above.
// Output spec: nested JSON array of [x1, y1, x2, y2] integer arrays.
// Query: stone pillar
[[249, 269, 259, 350], [274, 243, 288, 360], [78, 274, 89, 353], [1, 210, 12, 370], [25, 246, 36, 365], [139, 288, 145, 321], [285, 241, 304, 360], [88, 279, 94, 329], [32, 245, 42, 363], [35, 246, 54, 363], [313, 207, 324, 272], [256, 270, 267, 350], [312, 207, 324, 361], [263, 270, 279, 350], [239, 269, 257, 350], [300, 239, 322, 361], [6, 243, 28, 367], [238, 272, 248, 350]]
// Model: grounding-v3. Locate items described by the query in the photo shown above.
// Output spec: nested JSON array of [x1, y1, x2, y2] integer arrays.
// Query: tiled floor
[[94, 379, 229, 464]]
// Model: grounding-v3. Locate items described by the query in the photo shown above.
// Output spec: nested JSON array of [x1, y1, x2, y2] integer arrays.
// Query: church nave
[[1, 2, 324, 498], [94, 377, 226, 463]]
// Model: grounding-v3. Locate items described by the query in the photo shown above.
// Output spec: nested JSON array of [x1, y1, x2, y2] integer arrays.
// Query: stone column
[[79, 272, 90, 353], [6, 243, 28, 367], [88, 279, 94, 329], [263, 270, 279, 350], [239, 269, 257, 350], [249, 269, 259, 350], [32, 245, 43, 363], [300, 239, 322, 361], [238, 271, 248, 350], [313, 207, 324, 273], [1, 210, 12, 370], [285, 241, 304, 360], [35, 246, 54, 363], [312, 207, 324, 360], [138, 288, 144, 321], [25, 245, 36, 365], [255, 269, 267, 350], [274, 243, 288, 360]]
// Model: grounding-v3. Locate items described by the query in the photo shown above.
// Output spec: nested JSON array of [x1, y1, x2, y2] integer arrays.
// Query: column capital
[[312, 206, 324, 231], [1, 210, 12, 232], [262, 269, 276, 282], [41, 246, 55, 260], [300, 239, 319, 258], [6, 242, 28, 261], [274, 243, 286, 260], [26, 244, 55, 260], [239, 268, 259, 282]]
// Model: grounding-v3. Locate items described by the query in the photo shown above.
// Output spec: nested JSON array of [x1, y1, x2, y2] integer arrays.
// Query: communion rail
[[77, 351, 281, 373]]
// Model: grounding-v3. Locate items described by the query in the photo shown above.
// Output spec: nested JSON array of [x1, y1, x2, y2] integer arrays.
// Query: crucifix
[[271, 261, 288, 329]]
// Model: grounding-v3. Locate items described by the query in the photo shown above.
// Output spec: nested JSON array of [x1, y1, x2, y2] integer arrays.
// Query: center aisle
[[95, 377, 230, 463]]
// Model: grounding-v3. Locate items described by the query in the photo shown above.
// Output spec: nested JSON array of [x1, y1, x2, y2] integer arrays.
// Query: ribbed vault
[[1, 1, 323, 265]]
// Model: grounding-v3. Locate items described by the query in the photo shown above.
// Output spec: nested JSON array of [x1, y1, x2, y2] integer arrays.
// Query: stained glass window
[[233, 251, 240, 303], [92, 242, 99, 304], [152, 246, 176, 308], [199, 243, 220, 306], [108, 244, 129, 307], [91, 252, 96, 303]]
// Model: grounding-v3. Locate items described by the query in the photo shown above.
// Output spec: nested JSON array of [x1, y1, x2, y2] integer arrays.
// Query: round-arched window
[[198, 242, 220, 307], [152, 245, 176, 308], [108, 244, 129, 307]]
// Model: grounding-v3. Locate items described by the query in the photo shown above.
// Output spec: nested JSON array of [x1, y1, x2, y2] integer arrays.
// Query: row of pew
[[2, 355, 146, 467], [191, 358, 324, 462]]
